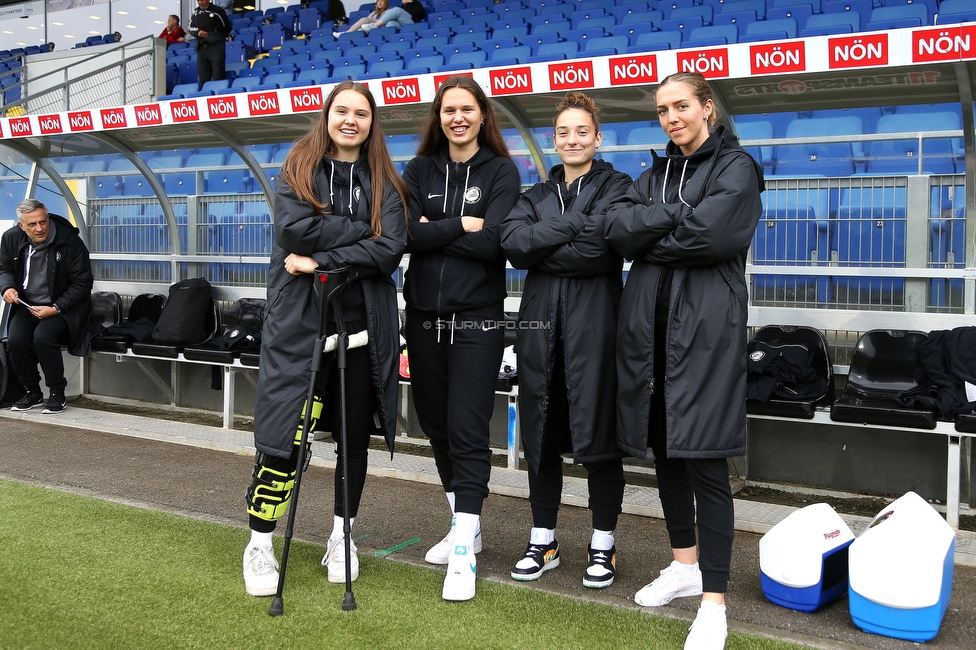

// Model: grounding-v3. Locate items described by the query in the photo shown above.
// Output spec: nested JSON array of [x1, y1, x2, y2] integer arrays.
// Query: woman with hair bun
[[605, 72, 765, 650], [501, 91, 632, 590]]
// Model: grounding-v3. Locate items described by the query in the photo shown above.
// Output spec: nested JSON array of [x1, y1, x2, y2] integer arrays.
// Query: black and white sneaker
[[42, 393, 66, 414], [510, 540, 560, 581], [583, 545, 617, 589], [10, 391, 43, 411]]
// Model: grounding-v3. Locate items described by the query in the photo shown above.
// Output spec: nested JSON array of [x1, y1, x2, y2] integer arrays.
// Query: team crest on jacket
[[353, 186, 362, 203], [749, 350, 765, 362], [56, 252, 61, 262], [463, 186, 481, 204]]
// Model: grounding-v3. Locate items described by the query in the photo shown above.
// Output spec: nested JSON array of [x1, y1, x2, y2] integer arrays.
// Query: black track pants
[[8, 307, 69, 392], [405, 304, 505, 516]]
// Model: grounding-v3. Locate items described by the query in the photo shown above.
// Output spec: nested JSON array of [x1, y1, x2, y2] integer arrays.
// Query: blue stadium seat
[[574, 15, 615, 32], [530, 41, 579, 61], [533, 5, 574, 21], [206, 170, 252, 194], [284, 69, 334, 87], [630, 30, 682, 52], [491, 25, 530, 42], [161, 82, 198, 100], [368, 59, 405, 76], [378, 40, 413, 56], [767, 4, 814, 28], [441, 42, 476, 59], [687, 24, 739, 44], [743, 17, 798, 40], [612, 3, 653, 22], [719, 0, 767, 19], [800, 12, 860, 36], [865, 5, 928, 30], [493, 45, 531, 62], [774, 116, 863, 177], [936, 0, 976, 24], [660, 16, 705, 40], [737, 120, 775, 175], [483, 37, 519, 53], [670, 5, 714, 25], [531, 20, 571, 37], [866, 112, 962, 175], [752, 192, 831, 303], [833, 186, 908, 305], [451, 31, 489, 47], [448, 51, 488, 68], [525, 32, 560, 53], [599, 151, 654, 178], [406, 55, 444, 73], [583, 35, 629, 54]]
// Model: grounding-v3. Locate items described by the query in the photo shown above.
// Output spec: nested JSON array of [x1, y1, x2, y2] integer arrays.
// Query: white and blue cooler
[[848, 491, 956, 642], [759, 503, 855, 612]]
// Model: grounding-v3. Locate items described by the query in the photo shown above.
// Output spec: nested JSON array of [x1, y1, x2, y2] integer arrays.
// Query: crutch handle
[[324, 329, 369, 353]]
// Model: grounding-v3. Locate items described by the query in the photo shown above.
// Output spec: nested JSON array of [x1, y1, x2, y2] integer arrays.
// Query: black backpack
[[152, 278, 214, 345]]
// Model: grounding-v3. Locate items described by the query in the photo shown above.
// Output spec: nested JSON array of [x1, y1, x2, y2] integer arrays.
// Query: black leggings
[[527, 346, 624, 531], [649, 322, 734, 594], [247, 325, 373, 533]]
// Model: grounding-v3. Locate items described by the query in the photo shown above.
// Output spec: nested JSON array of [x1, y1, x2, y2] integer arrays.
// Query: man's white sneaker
[[321, 536, 359, 584], [442, 543, 477, 601], [634, 560, 703, 607], [242, 544, 279, 597], [684, 601, 728, 650], [425, 517, 483, 565]]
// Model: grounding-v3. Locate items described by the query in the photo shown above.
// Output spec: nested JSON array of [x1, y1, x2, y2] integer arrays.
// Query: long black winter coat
[[0, 214, 94, 356], [501, 161, 632, 472], [253, 159, 406, 459], [605, 127, 764, 460]]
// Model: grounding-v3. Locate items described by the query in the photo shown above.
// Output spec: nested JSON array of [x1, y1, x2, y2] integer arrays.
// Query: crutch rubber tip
[[342, 593, 357, 611], [269, 597, 284, 616]]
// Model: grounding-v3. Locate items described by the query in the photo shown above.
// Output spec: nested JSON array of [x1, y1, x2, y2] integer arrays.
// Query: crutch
[[269, 266, 367, 616]]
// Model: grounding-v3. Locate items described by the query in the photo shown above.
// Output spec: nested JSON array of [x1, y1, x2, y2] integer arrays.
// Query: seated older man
[[0, 199, 93, 413]]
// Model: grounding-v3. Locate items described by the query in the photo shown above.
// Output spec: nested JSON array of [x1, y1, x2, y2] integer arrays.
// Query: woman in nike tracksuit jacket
[[401, 75, 521, 602]]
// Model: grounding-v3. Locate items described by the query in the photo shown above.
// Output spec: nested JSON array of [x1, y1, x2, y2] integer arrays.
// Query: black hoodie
[[402, 146, 521, 315]]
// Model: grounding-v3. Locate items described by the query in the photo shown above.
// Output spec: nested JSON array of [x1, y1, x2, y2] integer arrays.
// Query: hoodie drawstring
[[660, 158, 692, 208]]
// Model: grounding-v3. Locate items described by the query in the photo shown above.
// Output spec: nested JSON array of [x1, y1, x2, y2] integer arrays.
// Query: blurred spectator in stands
[[339, 0, 417, 36], [213, 0, 233, 11], [401, 0, 426, 23], [159, 15, 186, 48], [189, 0, 231, 84], [0, 199, 94, 415]]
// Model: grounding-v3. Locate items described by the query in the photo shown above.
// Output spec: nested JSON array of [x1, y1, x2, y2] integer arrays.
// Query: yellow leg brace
[[246, 395, 324, 522]]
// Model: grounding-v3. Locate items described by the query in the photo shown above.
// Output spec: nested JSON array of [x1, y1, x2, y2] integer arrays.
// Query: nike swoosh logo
[[428, 193, 443, 199]]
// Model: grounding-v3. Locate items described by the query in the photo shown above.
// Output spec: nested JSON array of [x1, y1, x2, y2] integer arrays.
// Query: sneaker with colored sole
[[321, 535, 359, 583], [510, 539, 560, 581], [583, 545, 616, 589], [635, 560, 703, 607], [242, 544, 279, 597], [442, 543, 477, 601], [425, 517, 483, 565]]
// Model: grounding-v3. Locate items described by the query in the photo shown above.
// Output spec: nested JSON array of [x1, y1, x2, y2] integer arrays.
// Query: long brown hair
[[280, 80, 408, 237], [416, 76, 511, 160]]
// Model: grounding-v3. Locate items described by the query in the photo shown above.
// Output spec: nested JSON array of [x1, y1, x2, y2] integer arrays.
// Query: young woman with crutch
[[500, 92, 632, 589], [605, 72, 765, 650], [401, 76, 521, 601], [242, 80, 408, 598]]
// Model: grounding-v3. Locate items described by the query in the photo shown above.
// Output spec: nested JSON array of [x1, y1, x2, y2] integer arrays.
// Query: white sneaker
[[333, 31, 342, 38], [425, 517, 483, 564], [321, 536, 359, 584], [684, 601, 728, 650], [635, 560, 703, 607], [242, 544, 279, 597], [442, 542, 477, 601]]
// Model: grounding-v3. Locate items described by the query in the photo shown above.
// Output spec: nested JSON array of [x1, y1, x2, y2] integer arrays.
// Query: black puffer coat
[[605, 127, 764, 460], [500, 160, 632, 472], [253, 159, 406, 459], [0, 213, 94, 356]]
